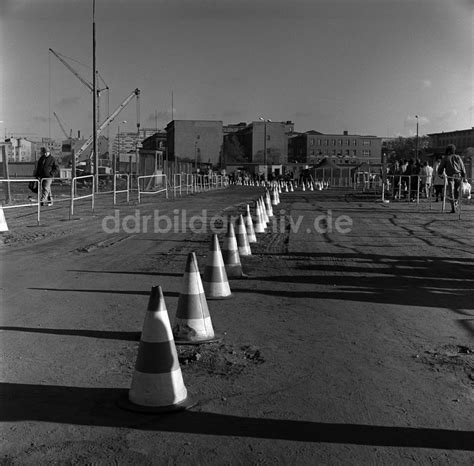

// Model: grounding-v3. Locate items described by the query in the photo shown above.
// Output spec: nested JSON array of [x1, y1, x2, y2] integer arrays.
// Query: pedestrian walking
[[437, 144, 466, 213], [420, 161, 433, 198], [34, 147, 60, 206], [432, 158, 444, 201]]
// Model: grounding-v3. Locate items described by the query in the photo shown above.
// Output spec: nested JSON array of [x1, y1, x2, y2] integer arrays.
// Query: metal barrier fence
[[173, 173, 183, 197], [184, 174, 194, 194], [70, 175, 95, 218], [137, 174, 168, 203], [381, 174, 472, 216], [0, 178, 41, 224], [112, 173, 130, 205], [94, 173, 130, 205]]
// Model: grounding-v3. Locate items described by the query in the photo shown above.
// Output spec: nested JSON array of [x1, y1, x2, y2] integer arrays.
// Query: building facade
[[224, 121, 294, 165], [165, 120, 223, 167], [289, 130, 383, 167]]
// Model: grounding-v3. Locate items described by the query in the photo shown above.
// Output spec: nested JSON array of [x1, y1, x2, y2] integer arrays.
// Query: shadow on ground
[[0, 383, 472, 451]]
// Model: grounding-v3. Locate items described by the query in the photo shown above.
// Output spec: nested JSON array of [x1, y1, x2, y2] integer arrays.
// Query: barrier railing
[[112, 173, 130, 205], [441, 175, 472, 217], [0, 178, 41, 224], [137, 174, 168, 203], [70, 175, 95, 218], [173, 173, 183, 197], [381, 174, 472, 215]]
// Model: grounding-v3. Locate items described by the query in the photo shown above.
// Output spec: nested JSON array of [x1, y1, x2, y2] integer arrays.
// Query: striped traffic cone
[[203, 234, 232, 299], [260, 198, 269, 225], [222, 220, 247, 278], [173, 253, 220, 344], [235, 214, 252, 256], [264, 195, 274, 218], [253, 200, 265, 233], [270, 189, 277, 206], [119, 286, 194, 413], [244, 205, 257, 243]]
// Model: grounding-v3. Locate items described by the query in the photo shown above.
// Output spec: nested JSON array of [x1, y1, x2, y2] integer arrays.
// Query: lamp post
[[415, 115, 419, 160], [259, 117, 271, 180]]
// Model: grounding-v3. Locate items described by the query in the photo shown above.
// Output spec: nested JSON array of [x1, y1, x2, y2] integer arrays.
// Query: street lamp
[[415, 115, 419, 160], [259, 117, 271, 180]]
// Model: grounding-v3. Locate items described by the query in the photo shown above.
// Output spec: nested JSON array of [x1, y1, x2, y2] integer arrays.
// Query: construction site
[[1, 179, 473, 464]]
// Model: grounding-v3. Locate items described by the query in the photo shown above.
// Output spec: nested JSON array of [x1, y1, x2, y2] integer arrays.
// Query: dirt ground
[[0, 185, 473, 465]]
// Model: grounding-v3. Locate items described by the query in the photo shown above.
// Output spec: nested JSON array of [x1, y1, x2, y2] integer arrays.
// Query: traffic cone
[[309, 181, 314, 191], [276, 188, 280, 205], [119, 286, 194, 413], [173, 252, 220, 344], [253, 201, 265, 233], [285, 183, 289, 193], [290, 182, 294, 192], [260, 198, 269, 224], [235, 214, 252, 256], [244, 205, 257, 243], [222, 220, 248, 278], [302, 183, 306, 192], [270, 189, 277, 206], [203, 234, 232, 299], [264, 195, 274, 218]]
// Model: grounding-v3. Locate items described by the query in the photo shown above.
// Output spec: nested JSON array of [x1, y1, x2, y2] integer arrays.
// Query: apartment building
[[289, 130, 383, 167]]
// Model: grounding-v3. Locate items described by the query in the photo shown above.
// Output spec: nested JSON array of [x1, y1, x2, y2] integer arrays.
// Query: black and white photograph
[[1, 0, 473, 463]]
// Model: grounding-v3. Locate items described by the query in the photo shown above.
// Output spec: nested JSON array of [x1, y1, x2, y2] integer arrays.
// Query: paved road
[[1, 187, 473, 464]]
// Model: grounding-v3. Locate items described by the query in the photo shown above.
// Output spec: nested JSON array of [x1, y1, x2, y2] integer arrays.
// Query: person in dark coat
[[437, 144, 466, 213], [34, 147, 60, 205]]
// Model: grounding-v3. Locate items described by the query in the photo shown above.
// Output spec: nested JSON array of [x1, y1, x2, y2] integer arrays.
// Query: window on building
[[352, 150, 357, 157], [332, 149, 336, 156], [353, 139, 357, 146], [362, 140, 371, 146], [338, 139, 342, 145], [310, 138, 314, 146], [362, 150, 371, 157], [345, 149, 350, 156], [345, 139, 350, 146], [324, 139, 328, 145], [332, 139, 336, 145], [317, 139, 321, 145]]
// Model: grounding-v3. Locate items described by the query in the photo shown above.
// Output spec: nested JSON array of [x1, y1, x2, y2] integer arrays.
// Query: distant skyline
[[1, 0, 473, 142]]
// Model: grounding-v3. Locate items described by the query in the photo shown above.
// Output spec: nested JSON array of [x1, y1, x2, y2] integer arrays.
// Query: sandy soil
[[1, 186, 473, 465]]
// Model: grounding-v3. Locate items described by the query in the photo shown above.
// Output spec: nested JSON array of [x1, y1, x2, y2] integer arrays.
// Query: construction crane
[[53, 112, 72, 139], [49, 48, 109, 123], [75, 88, 140, 164]]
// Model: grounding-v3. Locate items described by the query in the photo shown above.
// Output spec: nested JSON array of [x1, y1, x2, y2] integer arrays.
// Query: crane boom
[[75, 88, 140, 162], [53, 112, 70, 140], [49, 48, 93, 91]]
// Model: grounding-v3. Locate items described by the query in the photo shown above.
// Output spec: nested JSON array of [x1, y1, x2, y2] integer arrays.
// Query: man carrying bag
[[34, 147, 60, 206]]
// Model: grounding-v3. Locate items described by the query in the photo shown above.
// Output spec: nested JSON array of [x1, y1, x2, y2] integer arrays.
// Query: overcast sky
[[1, 0, 473, 141]]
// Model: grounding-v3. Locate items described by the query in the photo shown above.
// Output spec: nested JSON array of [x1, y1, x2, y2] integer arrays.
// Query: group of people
[[388, 144, 467, 213]]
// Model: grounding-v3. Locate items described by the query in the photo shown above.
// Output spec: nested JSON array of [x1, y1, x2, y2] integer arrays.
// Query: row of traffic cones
[[120, 191, 281, 413], [232, 179, 330, 191]]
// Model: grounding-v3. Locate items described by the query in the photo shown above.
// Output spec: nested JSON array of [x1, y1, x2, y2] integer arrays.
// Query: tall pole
[[415, 115, 419, 160], [92, 0, 98, 191]]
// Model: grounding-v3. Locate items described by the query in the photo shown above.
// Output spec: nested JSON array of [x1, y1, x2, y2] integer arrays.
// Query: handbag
[[461, 180, 472, 199], [28, 181, 38, 194]]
